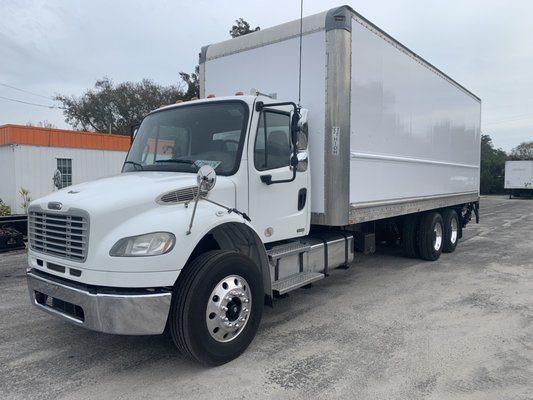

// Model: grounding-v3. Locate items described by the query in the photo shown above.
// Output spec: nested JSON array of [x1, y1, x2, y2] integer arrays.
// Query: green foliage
[[26, 120, 57, 128], [55, 78, 185, 135], [179, 65, 200, 100], [509, 140, 533, 160], [19, 188, 31, 214], [229, 18, 260, 38], [480, 134, 508, 194], [0, 198, 11, 216]]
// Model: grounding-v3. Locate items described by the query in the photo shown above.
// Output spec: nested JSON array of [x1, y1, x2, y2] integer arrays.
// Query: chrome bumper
[[27, 271, 172, 335]]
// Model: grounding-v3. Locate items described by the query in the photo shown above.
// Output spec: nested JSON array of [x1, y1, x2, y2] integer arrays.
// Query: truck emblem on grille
[[48, 202, 62, 210]]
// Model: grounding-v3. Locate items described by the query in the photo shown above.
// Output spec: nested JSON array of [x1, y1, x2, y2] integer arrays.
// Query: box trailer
[[200, 6, 481, 227], [505, 160, 533, 198], [26, 6, 481, 365]]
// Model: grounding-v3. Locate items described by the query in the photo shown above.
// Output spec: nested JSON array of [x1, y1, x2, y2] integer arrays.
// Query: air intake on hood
[[156, 186, 207, 205]]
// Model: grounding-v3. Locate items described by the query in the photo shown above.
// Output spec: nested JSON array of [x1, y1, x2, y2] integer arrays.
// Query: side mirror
[[197, 165, 217, 192], [296, 109, 309, 150], [290, 112, 299, 147], [289, 109, 309, 150]]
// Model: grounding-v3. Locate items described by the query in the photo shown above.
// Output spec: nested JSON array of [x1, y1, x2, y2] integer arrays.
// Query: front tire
[[417, 212, 444, 261], [169, 250, 264, 365]]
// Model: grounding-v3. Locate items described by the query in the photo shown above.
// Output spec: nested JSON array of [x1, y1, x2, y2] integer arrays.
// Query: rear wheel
[[442, 209, 459, 253], [169, 250, 263, 365], [417, 212, 444, 261]]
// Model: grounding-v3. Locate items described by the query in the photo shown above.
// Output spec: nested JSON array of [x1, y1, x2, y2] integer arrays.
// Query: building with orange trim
[[0, 125, 130, 214]]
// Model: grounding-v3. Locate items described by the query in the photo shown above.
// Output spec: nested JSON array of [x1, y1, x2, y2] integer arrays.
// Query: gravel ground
[[1, 195, 532, 399]]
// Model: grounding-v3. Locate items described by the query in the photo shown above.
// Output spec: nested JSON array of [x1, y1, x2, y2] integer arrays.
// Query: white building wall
[[0, 145, 16, 213], [8, 145, 126, 214]]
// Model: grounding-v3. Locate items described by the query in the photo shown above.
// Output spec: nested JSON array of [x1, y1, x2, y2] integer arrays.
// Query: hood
[[30, 172, 236, 215]]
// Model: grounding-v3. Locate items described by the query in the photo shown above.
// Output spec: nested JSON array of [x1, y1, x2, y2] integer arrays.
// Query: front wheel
[[169, 250, 264, 365]]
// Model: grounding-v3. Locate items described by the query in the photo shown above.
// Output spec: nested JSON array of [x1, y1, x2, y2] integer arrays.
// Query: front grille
[[29, 210, 89, 262]]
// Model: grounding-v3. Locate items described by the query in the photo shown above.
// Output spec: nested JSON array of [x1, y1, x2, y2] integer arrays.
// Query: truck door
[[248, 106, 309, 243]]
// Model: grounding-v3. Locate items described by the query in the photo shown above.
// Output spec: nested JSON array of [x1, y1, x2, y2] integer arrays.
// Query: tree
[[509, 140, 533, 160], [179, 65, 200, 100], [55, 78, 184, 134], [229, 18, 260, 38], [480, 134, 508, 194], [26, 120, 57, 129]]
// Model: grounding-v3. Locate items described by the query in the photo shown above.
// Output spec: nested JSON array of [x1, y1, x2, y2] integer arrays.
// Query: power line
[[484, 114, 533, 126], [0, 95, 64, 109], [0, 82, 54, 101]]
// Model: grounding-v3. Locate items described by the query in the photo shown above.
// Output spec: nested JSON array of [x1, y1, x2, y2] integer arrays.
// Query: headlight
[[110, 232, 175, 257]]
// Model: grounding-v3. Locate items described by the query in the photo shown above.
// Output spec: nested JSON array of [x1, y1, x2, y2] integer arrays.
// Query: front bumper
[[27, 271, 172, 335]]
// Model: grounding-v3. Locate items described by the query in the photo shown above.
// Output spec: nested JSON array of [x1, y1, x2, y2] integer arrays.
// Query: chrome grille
[[29, 210, 89, 262], [157, 187, 207, 204]]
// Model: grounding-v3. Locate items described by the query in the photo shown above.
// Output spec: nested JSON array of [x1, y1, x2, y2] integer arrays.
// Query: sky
[[0, 0, 532, 152]]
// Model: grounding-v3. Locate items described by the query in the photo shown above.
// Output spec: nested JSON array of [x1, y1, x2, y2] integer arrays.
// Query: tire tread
[[170, 250, 228, 362], [418, 212, 443, 261]]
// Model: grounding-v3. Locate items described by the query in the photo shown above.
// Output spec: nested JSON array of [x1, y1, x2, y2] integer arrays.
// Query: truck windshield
[[123, 101, 249, 175]]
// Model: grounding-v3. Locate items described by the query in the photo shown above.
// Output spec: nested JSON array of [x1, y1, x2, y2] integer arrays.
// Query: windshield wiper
[[154, 159, 197, 168], [123, 161, 144, 170]]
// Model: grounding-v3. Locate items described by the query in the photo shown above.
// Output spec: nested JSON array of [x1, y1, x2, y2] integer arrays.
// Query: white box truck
[[26, 6, 481, 365], [505, 160, 533, 198]]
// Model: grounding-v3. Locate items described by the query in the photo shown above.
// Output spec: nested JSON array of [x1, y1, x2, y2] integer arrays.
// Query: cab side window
[[254, 111, 291, 171]]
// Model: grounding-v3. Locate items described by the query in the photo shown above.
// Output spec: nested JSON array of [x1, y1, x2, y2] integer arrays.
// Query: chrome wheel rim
[[433, 222, 443, 251], [206, 275, 251, 343], [450, 218, 458, 244]]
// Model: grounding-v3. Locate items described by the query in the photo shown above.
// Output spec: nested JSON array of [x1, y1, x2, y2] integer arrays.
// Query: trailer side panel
[[349, 16, 481, 213]]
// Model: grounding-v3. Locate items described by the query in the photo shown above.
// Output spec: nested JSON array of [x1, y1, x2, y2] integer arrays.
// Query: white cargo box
[[200, 6, 481, 225], [505, 161, 533, 190]]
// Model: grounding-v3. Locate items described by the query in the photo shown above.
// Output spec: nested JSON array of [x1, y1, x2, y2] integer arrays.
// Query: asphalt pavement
[[1, 195, 532, 399]]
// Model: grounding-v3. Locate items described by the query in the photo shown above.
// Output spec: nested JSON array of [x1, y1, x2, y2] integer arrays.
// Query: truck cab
[[123, 96, 310, 242], [27, 95, 316, 365]]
